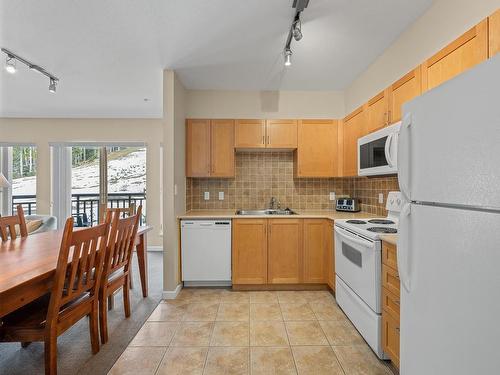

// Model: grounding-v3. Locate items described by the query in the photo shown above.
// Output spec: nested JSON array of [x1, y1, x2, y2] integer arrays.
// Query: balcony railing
[[12, 192, 146, 226]]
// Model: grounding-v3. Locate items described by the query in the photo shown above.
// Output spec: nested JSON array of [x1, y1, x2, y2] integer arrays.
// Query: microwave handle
[[384, 133, 394, 168]]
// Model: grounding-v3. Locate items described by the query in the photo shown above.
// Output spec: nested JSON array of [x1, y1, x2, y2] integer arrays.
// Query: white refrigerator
[[397, 54, 500, 374]]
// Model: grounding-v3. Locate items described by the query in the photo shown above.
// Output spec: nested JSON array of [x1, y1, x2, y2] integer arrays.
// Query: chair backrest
[[99, 203, 136, 224], [46, 216, 111, 325], [103, 205, 142, 278], [0, 205, 28, 241]]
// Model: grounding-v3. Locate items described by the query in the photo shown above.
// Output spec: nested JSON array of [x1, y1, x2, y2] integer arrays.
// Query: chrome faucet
[[269, 197, 281, 210]]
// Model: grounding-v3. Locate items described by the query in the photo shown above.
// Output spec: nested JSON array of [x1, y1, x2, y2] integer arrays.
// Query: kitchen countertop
[[380, 234, 398, 246], [178, 209, 378, 221]]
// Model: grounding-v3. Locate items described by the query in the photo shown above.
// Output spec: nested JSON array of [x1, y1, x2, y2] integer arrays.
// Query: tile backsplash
[[186, 151, 399, 216]]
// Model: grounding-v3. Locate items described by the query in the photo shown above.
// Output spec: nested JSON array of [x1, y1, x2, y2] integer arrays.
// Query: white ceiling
[[0, 0, 434, 118]]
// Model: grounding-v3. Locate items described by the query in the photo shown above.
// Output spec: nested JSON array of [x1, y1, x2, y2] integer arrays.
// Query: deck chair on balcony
[[0, 216, 111, 375], [99, 206, 141, 344], [0, 205, 28, 241]]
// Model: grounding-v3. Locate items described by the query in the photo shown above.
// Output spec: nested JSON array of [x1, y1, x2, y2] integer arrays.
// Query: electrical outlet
[[218, 191, 224, 200], [329, 192, 336, 201], [378, 193, 384, 204], [204, 192, 210, 200]]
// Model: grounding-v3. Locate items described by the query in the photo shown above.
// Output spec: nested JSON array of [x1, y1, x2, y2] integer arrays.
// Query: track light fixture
[[1, 47, 59, 93], [5, 55, 17, 74], [283, 0, 309, 66]]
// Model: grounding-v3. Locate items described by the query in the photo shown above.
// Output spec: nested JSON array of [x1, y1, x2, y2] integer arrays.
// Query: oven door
[[334, 225, 381, 313], [358, 122, 400, 176]]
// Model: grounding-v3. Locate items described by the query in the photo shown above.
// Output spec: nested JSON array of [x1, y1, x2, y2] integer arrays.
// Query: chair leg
[[129, 264, 134, 289], [99, 294, 109, 344], [21, 342, 32, 348], [123, 276, 131, 318], [44, 335, 57, 375], [89, 301, 100, 354]]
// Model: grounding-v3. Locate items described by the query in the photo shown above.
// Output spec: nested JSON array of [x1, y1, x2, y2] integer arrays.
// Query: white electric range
[[334, 191, 402, 359]]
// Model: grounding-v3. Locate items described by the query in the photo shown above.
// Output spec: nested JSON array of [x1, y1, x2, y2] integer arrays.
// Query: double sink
[[235, 208, 297, 216]]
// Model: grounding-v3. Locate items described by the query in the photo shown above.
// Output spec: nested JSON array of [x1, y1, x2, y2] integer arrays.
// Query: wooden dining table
[[0, 226, 153, 319]]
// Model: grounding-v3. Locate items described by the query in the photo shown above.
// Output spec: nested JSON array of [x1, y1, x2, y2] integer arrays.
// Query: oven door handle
[[384, 133, 394, 168], [334, 227, 373, 248]]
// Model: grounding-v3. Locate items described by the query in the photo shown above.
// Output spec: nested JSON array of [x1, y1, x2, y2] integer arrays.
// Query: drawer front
[[382, 264, 400, 296], [382, 287, 400, 322], [382, 242, 398, 270], [382, 311, 400, 368]]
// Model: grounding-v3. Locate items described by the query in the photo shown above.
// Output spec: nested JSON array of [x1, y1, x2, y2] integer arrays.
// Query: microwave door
[[360, 136, 388, 170]]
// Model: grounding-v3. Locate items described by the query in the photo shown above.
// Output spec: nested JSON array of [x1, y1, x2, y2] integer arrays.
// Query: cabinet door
[[211, 120, 235, 177], [342, 107, 365, 177], [389, 67, 422, 123], [296, 120, 339, 177], [232, 219, 267, 284], [266, 120, 297, 149], [303, 219, 328, 283], [267, 219, 303, 284], [235, 119, 266, 148], [186, 119, 211, 177], [325, 220, 335, 290], [489, 9, 500, 57], [422, 19, 488, 92], [365, 89, 389, 134], [382, 310, 400, 368]]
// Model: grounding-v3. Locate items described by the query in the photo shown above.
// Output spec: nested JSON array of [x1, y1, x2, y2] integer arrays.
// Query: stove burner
[[368, 219, 395, 225], [346, 220, 367, 224], [367, 227, 397, 234]]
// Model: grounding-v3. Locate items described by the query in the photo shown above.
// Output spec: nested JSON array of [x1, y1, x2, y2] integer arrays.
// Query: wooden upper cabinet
[[235, 119, 266, 148], [489, 9, 500, 57], [295, 120, 339, 178], [210, 120, 235, 177], [303, 219, 328, 284], [266, 120, 297, 149], [186, 119, 211, 177], [232, 219, 268, 284], [365, 89, 389, 134], [342, 107, 365, 177], [267, 219, 303, 284], [422, 19, 488, 92], [389, 67, 422, 123]]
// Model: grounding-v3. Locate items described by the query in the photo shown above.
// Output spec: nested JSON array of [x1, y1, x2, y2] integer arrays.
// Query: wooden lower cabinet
[[267, 219, 303, 284], [381, 240, 400, 369], [232, 219, 267, 284], [232, 218, 333, 287]]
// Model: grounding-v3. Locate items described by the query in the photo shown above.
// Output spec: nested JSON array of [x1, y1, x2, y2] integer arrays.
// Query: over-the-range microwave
[[358, 121, 400, 176]]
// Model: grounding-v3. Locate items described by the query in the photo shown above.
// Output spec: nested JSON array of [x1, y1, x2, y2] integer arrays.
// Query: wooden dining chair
[[98, 203, 136, 224], [0, 216, 111, 375], [0, 204, 28, 241], [99, 205, 141, 344]]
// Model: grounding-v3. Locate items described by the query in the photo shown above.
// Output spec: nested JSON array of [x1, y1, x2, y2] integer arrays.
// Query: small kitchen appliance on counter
[[335, 198, 360, 212]]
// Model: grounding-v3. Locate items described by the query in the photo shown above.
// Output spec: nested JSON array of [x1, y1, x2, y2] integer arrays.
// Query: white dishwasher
[[181, 220, 232, 286]]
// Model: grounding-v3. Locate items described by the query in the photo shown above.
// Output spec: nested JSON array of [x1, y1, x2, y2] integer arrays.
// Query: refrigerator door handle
[[397, 203, 412, 293], [398, 113, 412, 201], [384, 133, 394, 167]]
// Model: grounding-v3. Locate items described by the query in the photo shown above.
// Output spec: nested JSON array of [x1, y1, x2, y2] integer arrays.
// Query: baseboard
[[162, 284, 182, 299], [147, 246, 163, 252], [184, 281, 232, 287]]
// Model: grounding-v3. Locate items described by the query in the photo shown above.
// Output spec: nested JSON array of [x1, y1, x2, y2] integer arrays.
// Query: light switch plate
[[219, 192, 224, 200], [378, 193, 384, 204], [329, 192, 336, 201], [204, 192, 210, 200], [174, 184, 178, 196]]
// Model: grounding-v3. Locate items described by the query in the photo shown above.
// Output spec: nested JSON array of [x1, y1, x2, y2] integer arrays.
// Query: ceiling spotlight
[[49, 77, 57, 93], [284, 49, 292, 66], [5, 55, 16, 74], [292, 20, 302, 41]]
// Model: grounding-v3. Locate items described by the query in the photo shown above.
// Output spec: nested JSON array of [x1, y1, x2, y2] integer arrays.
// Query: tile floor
[[109, 289, 396, 375]]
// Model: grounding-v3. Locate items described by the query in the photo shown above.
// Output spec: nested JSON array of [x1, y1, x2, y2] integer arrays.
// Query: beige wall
[[186, 90, 345, 119], [345, 0, 500, 113], [0, 118, 164, 246], [162, 70, 186, 294]]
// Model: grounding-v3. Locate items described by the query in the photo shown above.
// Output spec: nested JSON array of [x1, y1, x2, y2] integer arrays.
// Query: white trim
[[162, 284, 182, 299], [147, 246, 163, 252], [183, 281, 232, 287], [48, 141, 146, 148]]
